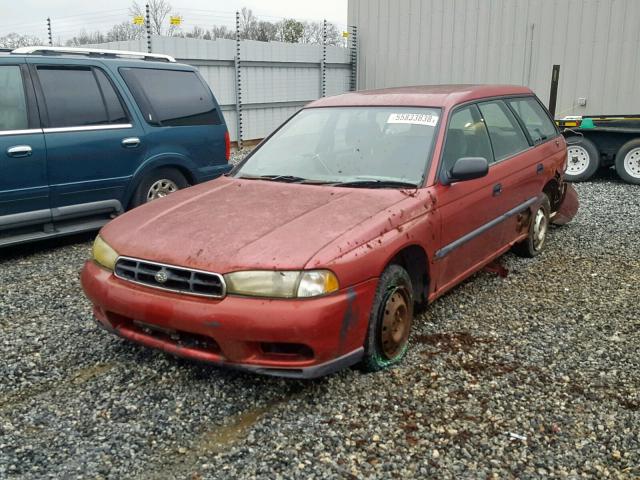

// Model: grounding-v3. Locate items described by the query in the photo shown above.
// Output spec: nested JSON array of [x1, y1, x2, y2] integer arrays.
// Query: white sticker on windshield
[[387, 113, 439, 126]]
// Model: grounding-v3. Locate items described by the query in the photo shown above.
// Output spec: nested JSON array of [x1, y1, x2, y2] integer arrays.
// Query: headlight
[[92, 235, 119, 271], [224, 270, 339, 298]]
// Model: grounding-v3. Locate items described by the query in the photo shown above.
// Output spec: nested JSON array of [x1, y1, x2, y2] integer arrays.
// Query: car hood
[[102, 176, 416, 272]]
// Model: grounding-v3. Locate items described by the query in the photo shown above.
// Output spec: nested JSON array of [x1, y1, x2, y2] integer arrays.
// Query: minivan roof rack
[[11, 46, 176, 62]]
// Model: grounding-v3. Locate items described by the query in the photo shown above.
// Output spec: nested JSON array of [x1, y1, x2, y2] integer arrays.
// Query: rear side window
[[120, 68, 221, 126], [478, 100, 530, 161], [441, 104, 493, 172], [94, 69, 128, 124], [0, 66, 28, 131], [507, 97, 558, 144], [37, 66, 128, 128]]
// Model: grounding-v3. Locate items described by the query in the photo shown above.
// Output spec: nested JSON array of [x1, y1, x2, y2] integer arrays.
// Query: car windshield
[[234, 106, 441, 186]]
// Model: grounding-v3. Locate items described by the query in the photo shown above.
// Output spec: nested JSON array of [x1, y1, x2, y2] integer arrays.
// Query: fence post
[[145, 3, 152, 53], [320, 19, 327, 97], [234, 11, 243, 149], [349, 25, 358, 91], [46, 17, 53, 46]]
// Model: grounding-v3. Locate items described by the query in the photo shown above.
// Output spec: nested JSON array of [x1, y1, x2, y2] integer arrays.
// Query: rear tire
[[131, 168, 188, 208], [361, 264, 414, 373], [565, 136, 600, 182], [513, 194, 551, 258], [614, 139, 640, 185]]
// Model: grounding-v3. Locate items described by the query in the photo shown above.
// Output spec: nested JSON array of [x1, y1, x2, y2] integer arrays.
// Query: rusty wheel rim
[[380, 287, 412, 359]]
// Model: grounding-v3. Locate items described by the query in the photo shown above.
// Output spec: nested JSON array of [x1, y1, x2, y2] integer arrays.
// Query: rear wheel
[[131, 168, 188, 208], [615, 139, 640, 185], [513, 194, 551, 258], [361, 264, 414, 372], [565, 136, 600, 182]]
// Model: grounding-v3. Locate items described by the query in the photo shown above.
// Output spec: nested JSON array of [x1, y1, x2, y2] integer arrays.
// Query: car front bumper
[[81, 261, 378, 378]]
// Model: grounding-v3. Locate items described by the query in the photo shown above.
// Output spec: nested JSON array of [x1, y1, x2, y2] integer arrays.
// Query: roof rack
[[11, 46, 176, 62]]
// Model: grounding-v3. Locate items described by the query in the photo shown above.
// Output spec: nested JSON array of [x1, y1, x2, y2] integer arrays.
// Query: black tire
[[565, 136, 600, 182], [614, 138, 640, 185], [513, 194, 551, 258], [131, 168, 188, 208], [361, 264, 414, 372]]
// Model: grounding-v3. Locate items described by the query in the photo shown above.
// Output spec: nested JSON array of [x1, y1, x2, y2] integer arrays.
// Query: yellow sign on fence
[[342, 31, 350, 38], [170, 16, 182, 26], [133, 15, 144, 25]]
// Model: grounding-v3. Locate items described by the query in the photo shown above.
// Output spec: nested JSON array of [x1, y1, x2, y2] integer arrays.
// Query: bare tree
[[107, 21, 145, 41], [0, 33, 42, 48], [65, 30, 106, 46], [209, 25, 235, 40], [131, 0, 180, 36]]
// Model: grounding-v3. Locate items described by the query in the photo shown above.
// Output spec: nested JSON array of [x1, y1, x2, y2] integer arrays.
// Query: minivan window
[[508, 97, 558, 143], [37, 66, 116, 128], [441, 104, 493, 172], [0, 66, 28, 131], [478, 100, 529, 161], [120, 68, 221, 127]]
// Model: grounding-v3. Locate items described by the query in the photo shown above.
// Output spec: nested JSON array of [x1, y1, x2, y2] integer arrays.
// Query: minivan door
[[0, 63, 50, 235], [29, 61, 146, 223]]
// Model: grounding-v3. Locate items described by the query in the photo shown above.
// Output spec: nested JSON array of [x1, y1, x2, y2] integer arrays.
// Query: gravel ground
[[1, 169, 638, 479]]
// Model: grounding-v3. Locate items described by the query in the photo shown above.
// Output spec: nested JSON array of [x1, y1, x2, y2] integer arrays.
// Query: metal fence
[[89, 26, 357, 145]]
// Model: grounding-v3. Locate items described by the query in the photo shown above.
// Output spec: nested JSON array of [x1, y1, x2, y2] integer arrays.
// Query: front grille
[[114, 257, 226, 298]]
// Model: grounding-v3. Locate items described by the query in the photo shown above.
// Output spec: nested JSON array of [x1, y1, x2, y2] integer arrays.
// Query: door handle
[[122, 137, 141, 148], [7, 145, 32, 157], [537, 163, 544, 174], [493, 183, 502, 196]]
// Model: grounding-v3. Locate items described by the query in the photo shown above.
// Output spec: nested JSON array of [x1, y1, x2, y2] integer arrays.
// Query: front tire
[[131, 168, 188, 208], [513, 194, 551, 258], [361, 264, 414, 372], [615, 139, 640, 185], [565, 136, 600, 182]]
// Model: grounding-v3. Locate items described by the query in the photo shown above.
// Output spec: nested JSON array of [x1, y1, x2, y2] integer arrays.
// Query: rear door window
[[119, 68, 221, 126], [37, 66, 127, 128], [478, 100, 530, 161], [0, 66, 29, 131], [507, 97, 558, 144]]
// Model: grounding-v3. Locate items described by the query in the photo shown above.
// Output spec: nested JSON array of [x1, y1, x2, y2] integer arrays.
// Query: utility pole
[[321, 19, 327, 97], [234, 11, 243, 150], [46, 17, 53, 46], [145, 3, 152, 53]]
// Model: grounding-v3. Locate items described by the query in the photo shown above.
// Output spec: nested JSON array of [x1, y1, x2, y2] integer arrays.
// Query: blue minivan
[[0, 46, 231, 247]]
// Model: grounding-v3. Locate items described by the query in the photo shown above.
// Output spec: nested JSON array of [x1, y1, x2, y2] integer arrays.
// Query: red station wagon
[[81, 85, 578, 378]]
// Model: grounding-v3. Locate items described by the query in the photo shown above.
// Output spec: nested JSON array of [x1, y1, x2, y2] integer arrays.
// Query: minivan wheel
[[132, 168, 188, 208], [614, 139, 640, 185], [565, 136, 600, 182], [513, 194, 551, 258], [361, 264, 414, 373]]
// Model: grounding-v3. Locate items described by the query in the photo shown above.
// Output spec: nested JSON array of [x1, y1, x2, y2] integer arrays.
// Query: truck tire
[[565, 136, 600, 182], [614, 139, 640, 185], [131, 168, 188, 208]]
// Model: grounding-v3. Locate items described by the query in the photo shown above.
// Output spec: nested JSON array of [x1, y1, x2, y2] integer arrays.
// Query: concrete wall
[[90, 36, 353, 141], [348, 0, 640, 116]]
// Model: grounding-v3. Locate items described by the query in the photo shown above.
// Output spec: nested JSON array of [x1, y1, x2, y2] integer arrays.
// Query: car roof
[[307, 84, 534, 110]]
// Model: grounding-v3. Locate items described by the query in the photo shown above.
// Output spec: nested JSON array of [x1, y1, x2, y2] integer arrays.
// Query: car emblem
[[155, 269, 169, 284]]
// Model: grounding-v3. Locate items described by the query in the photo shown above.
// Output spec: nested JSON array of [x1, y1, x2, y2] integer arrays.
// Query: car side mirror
[[446, 157, 489, 184]]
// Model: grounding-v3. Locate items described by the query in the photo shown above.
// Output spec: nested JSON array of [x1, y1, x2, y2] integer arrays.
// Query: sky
[[0, 0, 348, 42]]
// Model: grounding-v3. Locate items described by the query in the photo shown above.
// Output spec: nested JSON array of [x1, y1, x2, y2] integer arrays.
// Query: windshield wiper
[[332, 179, 418, 189], [237, 174, 310, 183]]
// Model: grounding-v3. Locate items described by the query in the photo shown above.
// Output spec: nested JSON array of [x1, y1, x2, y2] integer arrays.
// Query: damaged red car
[[81, 85, 578, 378]]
